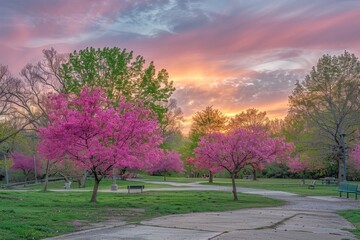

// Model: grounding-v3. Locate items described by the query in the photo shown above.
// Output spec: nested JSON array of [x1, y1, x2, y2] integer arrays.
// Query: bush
[[261, 163, 290, 178]]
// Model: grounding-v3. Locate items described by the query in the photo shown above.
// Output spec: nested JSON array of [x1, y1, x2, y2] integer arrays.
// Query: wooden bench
[[338, 182, 359, 200], [308, 180, 316, 189], [127, 185, 144, 193]]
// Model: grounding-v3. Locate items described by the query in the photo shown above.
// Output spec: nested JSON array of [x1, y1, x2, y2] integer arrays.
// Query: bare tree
[[1, 49, 68, 189], [0, 65, 12, 116], [3, 49, 67, 128], [161, 98, 184, 141], [0, 66, 36, 144]]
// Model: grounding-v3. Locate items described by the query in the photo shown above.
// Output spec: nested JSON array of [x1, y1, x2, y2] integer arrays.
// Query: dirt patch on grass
[[71, 208, 146, 231]]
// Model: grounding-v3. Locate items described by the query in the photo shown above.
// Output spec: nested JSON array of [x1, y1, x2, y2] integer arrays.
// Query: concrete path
[[47, 181, 360, 240]]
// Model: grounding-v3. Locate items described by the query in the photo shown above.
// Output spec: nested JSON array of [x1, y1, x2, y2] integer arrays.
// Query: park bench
[[64, 181, 72, 189], [243, 175, 253, 180], [127, 185, 144, 193], [308, 180, 316, 189], [338, 182, 359, 200], [321, 177, 337, 185]]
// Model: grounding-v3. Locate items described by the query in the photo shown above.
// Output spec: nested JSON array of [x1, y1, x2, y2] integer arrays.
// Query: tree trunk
[[90, 174, 101, 203], [23, 170, 29, 186], [231, 173, 238, 201], [338, 158, 345, 183], [120, 168, 127, 180], [76, 176, 82, 188], [209, 171, 213, 183], [59, 173, 70, 183], [301, 171, 305, 185], [24, 175, 28, 186], [43, 160, 50, 191], [80, 170, 87, 188], [252, 168, 257, 181]]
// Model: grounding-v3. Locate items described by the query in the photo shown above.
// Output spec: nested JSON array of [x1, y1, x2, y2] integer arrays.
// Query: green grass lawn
[[0, 190, 283, 240], [132, 175, 360, 197], [21, 178, 179, 191], [140, 175, 208, 183], [199, 177, 344, 196], [338, 210, 360, 238]]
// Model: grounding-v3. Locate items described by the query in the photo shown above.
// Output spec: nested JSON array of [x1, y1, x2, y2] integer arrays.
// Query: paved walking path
[[47, 181, 360, 240]]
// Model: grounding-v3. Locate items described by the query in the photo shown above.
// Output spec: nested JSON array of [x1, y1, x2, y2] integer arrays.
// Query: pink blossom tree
[[288, 154, 326, 184], [288, 157, 306, 173], [194, 129, 294, 200], [11, 152, 40, 183], [347, 145, 360, 179], [246, 135, 294, 180], [350, 145, 360, 169], [149, 150, 184, 181], [288, 156, 307, 184], [184, 157, 205, 178], [186, 155, 223, 179], [38, 87, 163, 202]]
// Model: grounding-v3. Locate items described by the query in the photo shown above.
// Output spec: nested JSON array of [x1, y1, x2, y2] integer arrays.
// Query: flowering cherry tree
[[38, 87, 162, 202], [186, 155, 223, 179], [184, 157, 206, 178], [11, 152, 40, 183], [346, 144, 360, 179], [194, 129, 294, 200], [350, 145, 360, 168], [288, 157, 306, 173], [288, 154, 327, 184], [149, 150, 184, 181], [288, 156, 307, 184]]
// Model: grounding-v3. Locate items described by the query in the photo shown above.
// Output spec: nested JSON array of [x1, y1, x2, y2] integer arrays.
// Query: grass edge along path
[[338, 209, 360, 238], [0, 190, 283, 240], [199, 178, 342, 196], [19, 178, 179, 191]]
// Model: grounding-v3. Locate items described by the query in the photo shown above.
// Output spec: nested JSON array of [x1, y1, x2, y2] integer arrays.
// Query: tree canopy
[[60, 47, 175, 125], [38, 87, 163, 202], [288, 51, 360, 181], [194, 128, 293, 200], [228, 108, 269, 132]]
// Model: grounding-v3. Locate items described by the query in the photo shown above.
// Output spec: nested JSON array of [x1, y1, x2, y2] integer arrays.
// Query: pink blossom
[[350, 144, 360, 170], [148, 150, 184, 173], [288, 157, 306, 173], [38, 87, 163, 202], [11, 152, 41, 180], [194, 128, 294, 200]]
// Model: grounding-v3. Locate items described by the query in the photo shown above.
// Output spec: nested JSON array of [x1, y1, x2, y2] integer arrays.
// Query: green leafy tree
[[288, 51, 360, 182], [228, 108, 269, 132], [60, 47, 175, 125], [188, 106, 227, 182]]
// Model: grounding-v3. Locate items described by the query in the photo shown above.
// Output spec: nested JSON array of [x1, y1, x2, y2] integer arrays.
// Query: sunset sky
[[1, 0, 360, 133]]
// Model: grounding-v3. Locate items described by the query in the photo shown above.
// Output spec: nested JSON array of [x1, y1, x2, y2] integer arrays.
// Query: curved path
[[47, 181, 360, 240]]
